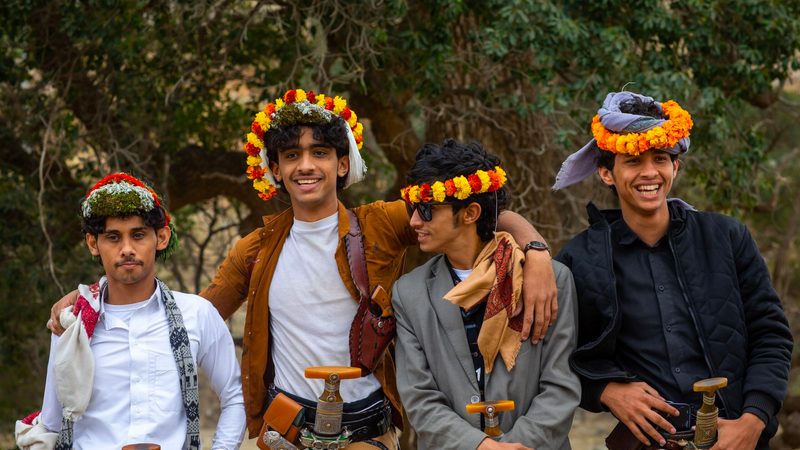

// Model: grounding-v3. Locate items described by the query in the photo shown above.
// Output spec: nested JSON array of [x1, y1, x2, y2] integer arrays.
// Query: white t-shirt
[[270, 212, 382, 401], [41, 287, 245, 450]]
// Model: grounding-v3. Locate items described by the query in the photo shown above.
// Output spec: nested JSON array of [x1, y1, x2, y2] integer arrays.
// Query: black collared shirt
[[611, 217, 709, 407]]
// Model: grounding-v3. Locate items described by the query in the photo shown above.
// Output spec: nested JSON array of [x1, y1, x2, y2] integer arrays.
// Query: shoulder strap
[[345, 209, 370, 301]]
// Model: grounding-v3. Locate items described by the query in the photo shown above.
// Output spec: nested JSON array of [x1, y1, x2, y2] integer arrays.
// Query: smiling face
[[599, 150, 679, 219], [86, 215, 169, 295], [270, 127, 349, 222]]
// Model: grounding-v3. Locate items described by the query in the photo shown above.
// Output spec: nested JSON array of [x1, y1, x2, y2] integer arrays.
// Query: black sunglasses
[[406, 202, 452, 222]]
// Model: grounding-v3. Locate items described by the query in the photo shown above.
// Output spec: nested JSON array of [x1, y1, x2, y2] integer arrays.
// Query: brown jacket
[[200, 200, 416, 437]]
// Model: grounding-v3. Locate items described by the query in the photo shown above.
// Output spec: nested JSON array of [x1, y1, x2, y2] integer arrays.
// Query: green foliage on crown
[[271, 103, 331, 129], [87, 190, 151, 219]]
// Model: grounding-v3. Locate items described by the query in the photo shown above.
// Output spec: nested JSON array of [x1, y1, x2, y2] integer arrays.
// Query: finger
[[625, 420, 657, 447], [637, 415, 669, 446], [520, 293, 535, 341], [531, 300, 545, 344], [540, 296, 552, 334], [648, 398, 679, 417], [48, 313, 65, 336], [645, 409, 677, 435], [550, 293, 558, 325], [640, 384, 667, 402]]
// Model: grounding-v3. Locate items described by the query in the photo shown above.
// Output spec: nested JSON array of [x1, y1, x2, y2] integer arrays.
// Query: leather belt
[[268, 385, 391, 442]]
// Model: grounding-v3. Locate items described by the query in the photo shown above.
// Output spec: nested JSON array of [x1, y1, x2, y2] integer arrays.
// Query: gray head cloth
[[551, 91, 691, 190]]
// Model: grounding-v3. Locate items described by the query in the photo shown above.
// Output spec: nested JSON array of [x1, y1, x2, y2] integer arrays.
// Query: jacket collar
[[426, 255, 481, 391], [586, 200, 688, 236]]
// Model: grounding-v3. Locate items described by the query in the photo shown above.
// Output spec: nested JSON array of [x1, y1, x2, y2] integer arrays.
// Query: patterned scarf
[[443, 232, 525, 374], [54, 278, 200, 450]]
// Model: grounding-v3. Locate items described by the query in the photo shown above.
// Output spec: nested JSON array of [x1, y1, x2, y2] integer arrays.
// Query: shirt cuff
[[743, 392, 777, 425], [581, 379, 610, 412]]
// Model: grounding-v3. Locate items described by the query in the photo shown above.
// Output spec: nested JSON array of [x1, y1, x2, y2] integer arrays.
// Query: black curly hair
[[406, 139, 507, 242]]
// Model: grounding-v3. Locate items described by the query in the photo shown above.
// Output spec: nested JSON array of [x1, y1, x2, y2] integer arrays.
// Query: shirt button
[[666, 325, 672, 332], [472, 352, 479, 358], [674, 368, 681, 373], [658, 285, 665, 292], [470, 395, 480, 403]]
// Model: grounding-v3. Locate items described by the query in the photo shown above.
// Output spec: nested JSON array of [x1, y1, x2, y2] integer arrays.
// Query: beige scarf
[[444, 232, 525, 374]]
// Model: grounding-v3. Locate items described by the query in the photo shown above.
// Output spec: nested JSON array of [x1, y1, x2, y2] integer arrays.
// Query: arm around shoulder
[[199, 228, 263, 320], [500, 262, 581, 448]]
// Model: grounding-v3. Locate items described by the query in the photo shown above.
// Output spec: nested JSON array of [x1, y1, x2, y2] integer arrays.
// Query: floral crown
[[243, 88, 366, 201], [400, 166, 508, 204], [591, 100, 693, 156], [82, 173, 178, 259]]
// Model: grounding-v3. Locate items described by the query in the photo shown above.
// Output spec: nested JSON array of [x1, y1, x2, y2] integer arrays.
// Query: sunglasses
[[405, 202, 452, 222]]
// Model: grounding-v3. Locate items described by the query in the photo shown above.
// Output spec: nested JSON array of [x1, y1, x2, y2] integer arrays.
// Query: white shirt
[[270, 212, 381, 401], [41, 286, 245, 450]]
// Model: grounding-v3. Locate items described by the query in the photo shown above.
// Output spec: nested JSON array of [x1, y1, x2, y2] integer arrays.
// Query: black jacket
[[556, 202, 793, 441]]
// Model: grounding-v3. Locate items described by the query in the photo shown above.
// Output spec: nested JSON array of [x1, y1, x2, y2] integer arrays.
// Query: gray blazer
[[393, 255, 580, 450]]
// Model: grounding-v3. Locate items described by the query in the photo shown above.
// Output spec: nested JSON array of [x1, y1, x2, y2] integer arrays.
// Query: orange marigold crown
[[591, 100, 693, 156]]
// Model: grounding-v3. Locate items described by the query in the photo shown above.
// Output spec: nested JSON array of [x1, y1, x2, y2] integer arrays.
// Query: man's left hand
[[710, 413, 765, 450], [515, 249, 557, 343]]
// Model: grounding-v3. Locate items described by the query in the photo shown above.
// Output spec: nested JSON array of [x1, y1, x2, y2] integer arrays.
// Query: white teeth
[[296, 179, 319, 185], [637, 185, 659, 192]]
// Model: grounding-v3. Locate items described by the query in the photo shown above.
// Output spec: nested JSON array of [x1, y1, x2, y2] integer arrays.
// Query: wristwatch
[[523, 240, 550, 254]]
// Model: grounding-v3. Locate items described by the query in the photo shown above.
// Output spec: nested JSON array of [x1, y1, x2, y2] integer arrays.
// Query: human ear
[[598, 167, 615, 187], [270, 161, 282, 183], [85, 234, 100, 256], [337, 155, 350, 178], [155, 226, 171, 251], [462, 202, 482, 225]]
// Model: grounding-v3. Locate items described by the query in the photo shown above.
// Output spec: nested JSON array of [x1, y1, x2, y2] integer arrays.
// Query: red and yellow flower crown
[[400, 166, 508, 204], [243, 88, 365, 201], [591, 100, 693, 156]]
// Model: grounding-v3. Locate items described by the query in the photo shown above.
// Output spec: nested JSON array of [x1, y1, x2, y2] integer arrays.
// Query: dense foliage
[[1, 0, 799, 437]]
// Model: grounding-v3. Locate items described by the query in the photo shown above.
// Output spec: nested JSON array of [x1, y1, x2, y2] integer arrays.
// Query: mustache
[[115, 258, 143, 267]]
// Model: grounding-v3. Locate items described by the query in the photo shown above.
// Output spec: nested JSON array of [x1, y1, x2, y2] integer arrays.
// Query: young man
[[18, 173, 245, 450], [50, 89, 558, 448], [393, 140, 580, 450], [552, 91, 793, 449]]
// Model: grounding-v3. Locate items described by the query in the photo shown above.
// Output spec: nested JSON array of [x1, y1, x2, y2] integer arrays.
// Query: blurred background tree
[[1, 0, 799, 447]]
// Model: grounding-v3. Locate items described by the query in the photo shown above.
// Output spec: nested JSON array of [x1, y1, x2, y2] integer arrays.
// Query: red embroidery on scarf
[[73, 282, 101, 338], [21, 410, 41, 425], [485, 238, 522, 331]]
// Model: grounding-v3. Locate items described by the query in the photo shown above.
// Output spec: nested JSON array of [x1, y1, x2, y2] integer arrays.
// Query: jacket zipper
[[667, 235, 729, 413]]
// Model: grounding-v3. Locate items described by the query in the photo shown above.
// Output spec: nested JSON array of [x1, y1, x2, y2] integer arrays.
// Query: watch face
[[526, 241, 548, 251]]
